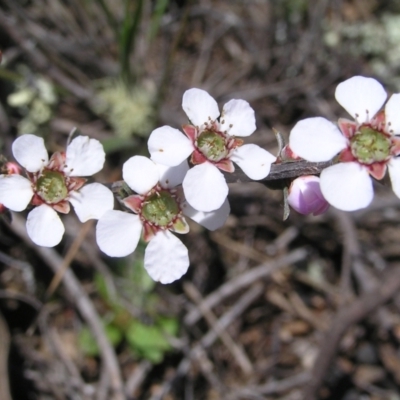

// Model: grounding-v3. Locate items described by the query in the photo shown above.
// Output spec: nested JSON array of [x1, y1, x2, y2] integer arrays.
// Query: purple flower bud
[[288, 175, 329, 216]]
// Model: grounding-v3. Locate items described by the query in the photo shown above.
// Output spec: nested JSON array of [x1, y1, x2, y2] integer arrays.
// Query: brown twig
[[0, 309, 12, 400], [185, 248, 307, 326], [8, 214, 126, 400], [303, 263, 400, 400]]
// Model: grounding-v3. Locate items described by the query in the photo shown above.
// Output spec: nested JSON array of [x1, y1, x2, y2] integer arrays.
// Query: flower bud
[[288, 175, 329, 216]]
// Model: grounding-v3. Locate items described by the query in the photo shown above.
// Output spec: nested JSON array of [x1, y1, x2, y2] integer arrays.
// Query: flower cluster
[[3, 78, 397, 283], [288, 76, 400, 211]]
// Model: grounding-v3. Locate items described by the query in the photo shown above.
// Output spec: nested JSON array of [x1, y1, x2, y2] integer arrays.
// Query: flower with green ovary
[[0, 134, 114, 247], [142, 191, 180, 227], [289, 76, 400, 212], [147, 88, 276, 212], [96, 156, 231, 284], [36, 170, 68, 204], [196, 131, 228, 162], [350, 127, 391, 164]]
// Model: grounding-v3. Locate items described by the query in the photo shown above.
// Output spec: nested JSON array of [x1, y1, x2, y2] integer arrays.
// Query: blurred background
[[1, 0, 400, 399]]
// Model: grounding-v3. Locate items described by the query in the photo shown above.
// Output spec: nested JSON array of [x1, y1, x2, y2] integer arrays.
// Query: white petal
[[220, 99, 256, 137], [385, 94, 400, 135], [182, 163, 228, 212], [96, 210, 142, 257], [183, 197, 230, 231], [69, 183, 114, 222], [26, 205, 65, 247], [157, 160, 189, 189], [230, 144, 276, 180], [335, 76, 387, 123], [0, 175, 33, 211], [122, 156, 159, 194], [12, 134, 48, 172], [65, 136, 105, 177], [320, 162, 373, 211], [289, 117, 348, 162], [144, 231, 189, 284], [182, 88, 220, 127], [148, 126, 193, 166], [388, 158, 400, 198]]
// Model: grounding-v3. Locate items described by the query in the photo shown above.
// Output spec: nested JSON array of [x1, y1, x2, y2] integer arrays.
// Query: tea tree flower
[[148, 88, 276, 212], [0, 134, 113, 246], [96, 156, 230, 284], [287, 176, 329, 216], [289, 76, 400, 211]]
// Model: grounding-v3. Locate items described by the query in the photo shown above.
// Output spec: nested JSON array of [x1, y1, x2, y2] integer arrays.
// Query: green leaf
[[126, 319, 172, 363]]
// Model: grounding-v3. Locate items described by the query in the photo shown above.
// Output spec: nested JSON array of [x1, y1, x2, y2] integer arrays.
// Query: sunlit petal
[[0, 174, 33, 211], [320, 162, 373, 211], [182, 163, 228, 212], [123, 156, 159, 194], [26, 205, 65, 247], [182, 88, 219, 127], [144, 231, 189, 284], [96, 210, 142, 257], [69, 183, 114, 222], [12, 134, 48, 172], [220, 99, 256, 137]]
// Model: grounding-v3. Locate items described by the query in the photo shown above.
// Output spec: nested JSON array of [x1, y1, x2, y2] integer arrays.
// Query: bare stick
[[0, 310, 12, 400], [303, 263, 400, 400], [185, 248, 307, 325], [9, 214, 126, 400]]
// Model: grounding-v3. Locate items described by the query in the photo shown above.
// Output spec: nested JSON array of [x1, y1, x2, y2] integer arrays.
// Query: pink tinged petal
[[157, 160, 189, 189], [69, 183, 114, 222], [0, 174, 33, 211], [230, 144, 276, 180], [144, 230, 189, 284], [182, 197, 230, 231], [388, 158, 400, 199], [320, 162, 373, 211], [385, 93, 400, 135], [182, 88, 220, 127], [65, 136, 105, 176], [148, 126, 193, 166], [288, 176, 329, 216], [26, 205, 65, 247], [96, 210, 142, 257], [123, 156, 159, 194], [338, 118, 358, 139], [335, 76, 387, 123], [182, 163, 228, 212], [12, 134, 48, 172], [220, 99, 256, 137], [289, 117, 348, 162]]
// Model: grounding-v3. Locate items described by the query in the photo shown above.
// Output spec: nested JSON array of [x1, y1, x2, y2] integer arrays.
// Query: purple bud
[[288, 175, 329, 216]]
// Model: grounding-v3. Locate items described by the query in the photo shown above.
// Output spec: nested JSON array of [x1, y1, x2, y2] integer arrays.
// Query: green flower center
[[197, 130, 228, 162], [350, 126, 391, 164], [36, 170, 68, 204], [142, 191, 180, 227]]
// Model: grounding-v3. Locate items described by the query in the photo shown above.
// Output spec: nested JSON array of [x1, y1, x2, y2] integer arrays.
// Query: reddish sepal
[[367, 162, 387, 180], [338, 118, 357, 139], [215, 159, 235, 173], [182, 124, 197, 142], [191, 149, 208, 165], [122, 194, 143, 213]]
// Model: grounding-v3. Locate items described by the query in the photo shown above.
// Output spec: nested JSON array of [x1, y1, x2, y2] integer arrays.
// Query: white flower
[[148, 88, 276, 212], [289, 76, 400, 211], [96, 156, 230, 284], [0, 134, 114, 246]]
